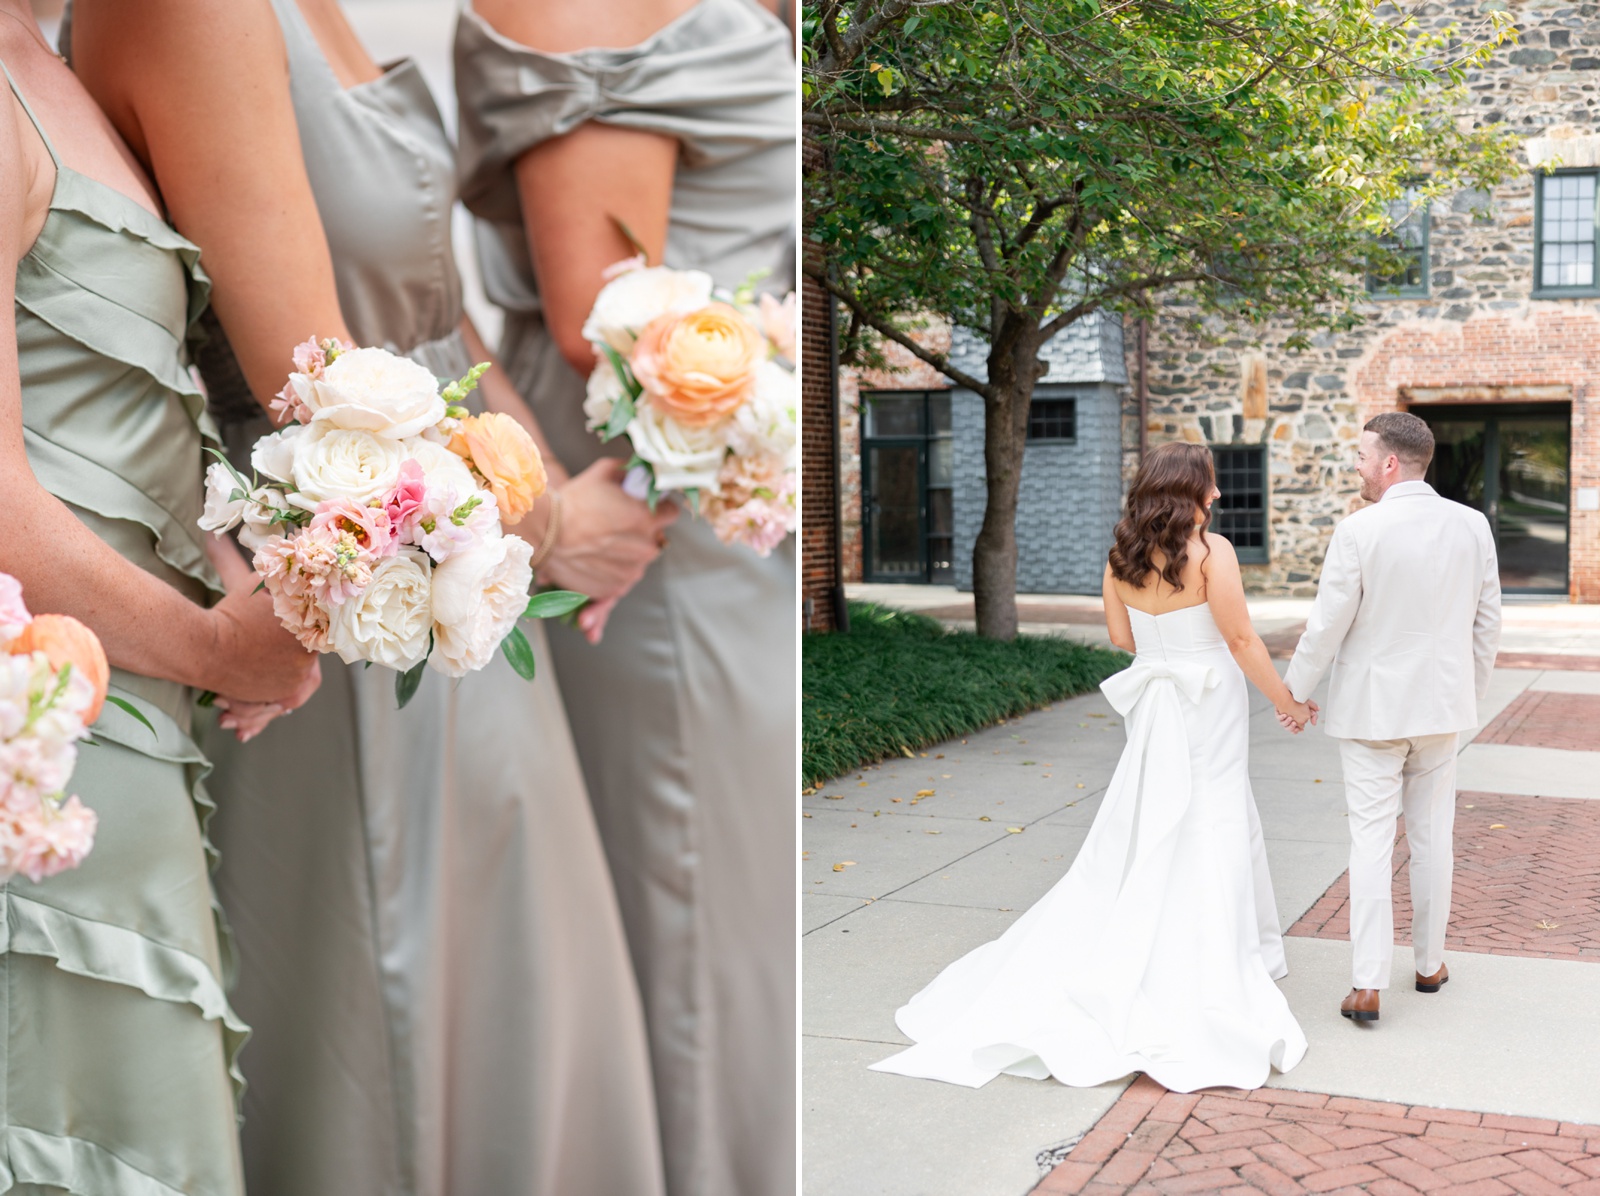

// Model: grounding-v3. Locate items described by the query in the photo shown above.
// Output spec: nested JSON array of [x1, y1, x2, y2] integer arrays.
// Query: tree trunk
[[971, 330, 1043, 640]]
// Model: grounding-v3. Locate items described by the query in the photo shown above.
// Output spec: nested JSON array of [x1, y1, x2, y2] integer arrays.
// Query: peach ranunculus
[[630, 303, 765, 428], [448, 412, 547, 524], [5, 615, 110, 724]]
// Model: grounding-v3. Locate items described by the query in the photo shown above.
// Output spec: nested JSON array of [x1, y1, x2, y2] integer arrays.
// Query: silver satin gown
[[192, 4, 666, 1193], [456, 4, 798, 1194]]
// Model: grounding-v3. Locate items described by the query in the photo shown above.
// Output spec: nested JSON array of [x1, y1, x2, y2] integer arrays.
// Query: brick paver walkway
[[1032, 1075, 1600, 1195], [1476, 692, 1600, 751], [1286, 793, 1600, 960]]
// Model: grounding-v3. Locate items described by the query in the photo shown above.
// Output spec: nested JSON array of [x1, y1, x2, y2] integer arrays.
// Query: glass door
[[1418, 404, 1570, 594], [861, 391, 954, 583]]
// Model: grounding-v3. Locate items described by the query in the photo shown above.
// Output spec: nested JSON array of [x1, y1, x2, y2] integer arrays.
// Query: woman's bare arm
[[0, 90, 315, 702], [474, 0, 684, 376], [70, 0, 351, 407], [1204, 534, 1310, 726], [1102, 565, 1135, 653]]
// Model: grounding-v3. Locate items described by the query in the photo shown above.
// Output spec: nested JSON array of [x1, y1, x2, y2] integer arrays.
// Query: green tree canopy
[[804, 0, 1521, 638]]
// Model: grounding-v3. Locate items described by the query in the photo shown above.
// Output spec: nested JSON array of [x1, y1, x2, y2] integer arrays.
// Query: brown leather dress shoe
[[1416, 963, 1449, 993], [1340, 988, 1380, 1022]]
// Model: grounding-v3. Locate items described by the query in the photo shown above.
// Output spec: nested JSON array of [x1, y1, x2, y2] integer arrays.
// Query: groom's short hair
[[1364, 412, 1434, 471]]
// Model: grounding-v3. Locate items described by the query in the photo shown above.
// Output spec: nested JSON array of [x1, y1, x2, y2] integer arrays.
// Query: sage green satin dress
[[188, 4, 665, 1194], [2, 62, 246, 1196], [457, 4, 797, 1193]]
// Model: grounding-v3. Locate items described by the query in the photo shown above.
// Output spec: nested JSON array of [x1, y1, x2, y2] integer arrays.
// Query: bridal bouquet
[[0, 574, 111, 882], [581, 259, 798, 557], [201, 339, 583, 705]]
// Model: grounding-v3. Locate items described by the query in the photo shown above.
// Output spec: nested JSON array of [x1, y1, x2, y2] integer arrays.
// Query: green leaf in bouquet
[[524, 590, 588, 620], [106, 694, 157, 736], [205, 446, 257, 497], [602, 387, 637, 444], [682, 486, 702, 516], [501, 626, 537, 681], [599, 342, 642, 399], [441, 361, 491, 407], [196, 689, 218, 707], [733, 266, 773, 306], [395, 658, 428, 709], [609, 214, 650, 263]]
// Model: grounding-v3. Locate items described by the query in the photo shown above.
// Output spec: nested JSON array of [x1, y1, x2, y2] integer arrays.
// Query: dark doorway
[[860, 390, 954, 583], [1415, 403, 1570, 594]]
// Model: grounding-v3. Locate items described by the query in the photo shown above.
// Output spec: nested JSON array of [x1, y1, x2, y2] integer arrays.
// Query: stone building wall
[[1130, 0, 1600, 601]]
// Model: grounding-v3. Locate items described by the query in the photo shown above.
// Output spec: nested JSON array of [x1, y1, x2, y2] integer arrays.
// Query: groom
[[1282, 412, 1502, 1023]]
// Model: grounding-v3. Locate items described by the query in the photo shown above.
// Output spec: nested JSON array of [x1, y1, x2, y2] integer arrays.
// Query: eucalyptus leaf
[[602, 389, 637, 443]]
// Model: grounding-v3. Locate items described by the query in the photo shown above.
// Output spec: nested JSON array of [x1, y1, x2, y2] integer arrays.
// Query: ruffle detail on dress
[[21, 427, 222, 600], [0, 1125, 198, 1196], [455, 0, 794, 225], [0, 892, 248, 1107]]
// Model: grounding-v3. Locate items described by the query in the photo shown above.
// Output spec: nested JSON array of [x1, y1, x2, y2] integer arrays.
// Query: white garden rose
[[251, 423, 310, 484], [581, 266, 714, 355], [327, 551, 433, 671], [627, 398, 728, 493], [583, 362, 626, 432], [288, 424, 406, 510], [304, 347, 446, 439], [238, 486, 289, 552], [402, 435, 480, 499], [198, 462, 248, 534], [732, 359, 799, 469], [429, 533, 534, 678]]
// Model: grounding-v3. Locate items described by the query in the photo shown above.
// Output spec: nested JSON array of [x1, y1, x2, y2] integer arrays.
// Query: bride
[[872, 442, 1310, 1094]]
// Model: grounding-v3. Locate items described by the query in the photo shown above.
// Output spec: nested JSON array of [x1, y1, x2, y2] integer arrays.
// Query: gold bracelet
[[529, 489, 563, 572]]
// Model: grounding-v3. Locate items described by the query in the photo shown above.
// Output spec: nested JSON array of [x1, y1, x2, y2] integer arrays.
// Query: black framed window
[[860, 390, 954, 584], [1534, 170, 1600, 297], [1027, 397, 1077, 442], [1368, 186, 1429, 298], [1211, 446, 1268, 564]]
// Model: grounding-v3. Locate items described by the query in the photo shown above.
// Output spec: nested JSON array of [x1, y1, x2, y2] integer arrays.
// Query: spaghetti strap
[[0, 56, 64, 166]]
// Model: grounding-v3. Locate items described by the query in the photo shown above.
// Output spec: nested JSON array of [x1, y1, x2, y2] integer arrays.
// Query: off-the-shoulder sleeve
[[454, 0, 795, 226]]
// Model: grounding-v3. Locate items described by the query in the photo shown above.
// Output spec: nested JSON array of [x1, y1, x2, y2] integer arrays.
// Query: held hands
[[200, 536, 322, 741], [1275, 698, 1320, 735], [529, 458, 678, 644]]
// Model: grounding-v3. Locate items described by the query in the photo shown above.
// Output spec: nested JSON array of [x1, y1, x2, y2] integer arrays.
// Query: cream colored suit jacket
[[1284, 480, 1502, 741]]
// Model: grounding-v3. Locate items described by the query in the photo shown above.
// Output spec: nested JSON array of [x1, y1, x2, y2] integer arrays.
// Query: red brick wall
[[1351, 310, 1600, 602], [800, 141, 837, 631]]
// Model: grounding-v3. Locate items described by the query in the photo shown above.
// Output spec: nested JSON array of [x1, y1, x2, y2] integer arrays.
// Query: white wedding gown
[[871, 603, 1308, 1093]]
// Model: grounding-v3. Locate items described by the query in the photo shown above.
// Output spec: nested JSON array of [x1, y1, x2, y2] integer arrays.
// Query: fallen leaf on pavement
[[824, 794, 843, 800], [1537, 920, 1561, 930], [925, 829, 941, 835], [1490, 824, 1506, 829], [1007, 827, 1024, 834], [979, 816, 991, 821], [916, 789, 935, 797]]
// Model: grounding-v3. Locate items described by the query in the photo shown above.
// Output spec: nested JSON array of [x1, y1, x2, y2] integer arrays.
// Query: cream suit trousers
[[1340, 733, 1459, 990]]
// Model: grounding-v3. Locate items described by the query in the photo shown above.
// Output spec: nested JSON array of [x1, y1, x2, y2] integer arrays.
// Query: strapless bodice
[[1128, 604, 1227, 659]]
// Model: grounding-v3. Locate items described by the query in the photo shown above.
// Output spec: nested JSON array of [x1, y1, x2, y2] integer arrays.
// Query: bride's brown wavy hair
[[1107, 442, 1216, 594]]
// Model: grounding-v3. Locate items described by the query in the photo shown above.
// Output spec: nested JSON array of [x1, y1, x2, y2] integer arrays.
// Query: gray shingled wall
[[946, 312, 1127, 594], [952, 381, 1125, 594]]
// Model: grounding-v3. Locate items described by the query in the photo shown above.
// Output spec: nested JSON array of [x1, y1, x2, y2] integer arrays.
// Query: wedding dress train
[[871, 603, 1308, 1094]]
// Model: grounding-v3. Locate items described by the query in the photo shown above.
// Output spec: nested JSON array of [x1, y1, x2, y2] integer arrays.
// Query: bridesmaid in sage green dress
[[63, 1, 671, 1193], [0, 12, 317, 1194], [457, 3, 797, 1193]]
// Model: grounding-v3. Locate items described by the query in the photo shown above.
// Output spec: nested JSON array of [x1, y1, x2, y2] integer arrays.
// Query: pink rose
[[0, 574, 30, 642], [385, 459, 427, 534]]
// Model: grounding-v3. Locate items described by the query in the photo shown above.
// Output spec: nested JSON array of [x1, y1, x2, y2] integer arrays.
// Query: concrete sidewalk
[[802, 596, 1600, 1196]]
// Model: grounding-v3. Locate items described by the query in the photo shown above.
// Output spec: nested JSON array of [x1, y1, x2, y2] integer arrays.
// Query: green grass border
[[802, 602, 1131, 789]]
